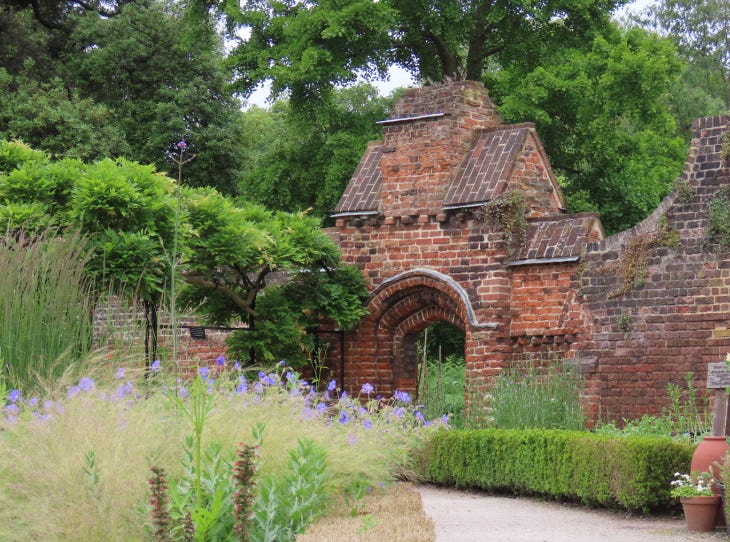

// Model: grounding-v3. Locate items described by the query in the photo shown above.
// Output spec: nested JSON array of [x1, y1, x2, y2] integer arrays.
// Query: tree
[[0, 68, 129, 162], [181, 189, 368, 365], [644, 0, 730, 105], [0, 1, 247, 194], [635, 0, 729, 136], [0, 140, 178, 364], [63, 0, 247, 193], [237, 84, 399, 218], [213, 0, 625, 103], [491, 26, 687, 233]]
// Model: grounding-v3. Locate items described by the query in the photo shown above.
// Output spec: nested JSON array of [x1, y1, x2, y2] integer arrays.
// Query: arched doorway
[[363, 269, 473, 398]]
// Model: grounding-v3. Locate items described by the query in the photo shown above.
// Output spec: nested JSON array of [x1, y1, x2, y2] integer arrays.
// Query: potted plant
[[671, 471, 721, 532]]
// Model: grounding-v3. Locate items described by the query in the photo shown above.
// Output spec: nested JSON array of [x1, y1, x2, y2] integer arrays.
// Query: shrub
[[421, 428, 694, 513]]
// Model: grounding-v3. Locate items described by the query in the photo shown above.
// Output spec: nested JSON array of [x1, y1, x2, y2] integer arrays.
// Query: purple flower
[[67, 386, 80, 399], [179, 387, 189, 398], [8, 389, 20, 403], [362, 418, 373, 429], [177, 140, 188, 151], [236, 377, 248, 394], [115, 381, 134, 399], [361, 383, 374, 395], [198, 367, 209, 381], [28, 397, 38, 407], [234, 361, 241, 371], [415, 411, 424, 423], [4, 403, 19, 414], [216, 355, 225, 366], [393, 407, 405, 418], [115, 367, 125, 380], [79, 377, 95, 392], [327, 380, 337, 392], [339, 410, 351, 425], [279, 360, 286, 366], [394, 390, 411, 404], [316, 402, 327, 412], [285, 371, 296, 384], [151, 360, 161, 372]]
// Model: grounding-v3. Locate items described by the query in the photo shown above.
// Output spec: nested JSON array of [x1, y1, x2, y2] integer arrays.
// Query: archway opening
[[416, 321, 466, 427]]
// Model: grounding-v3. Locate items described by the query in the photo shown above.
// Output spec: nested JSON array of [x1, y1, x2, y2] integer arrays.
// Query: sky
[[246, 0, 656, 108]]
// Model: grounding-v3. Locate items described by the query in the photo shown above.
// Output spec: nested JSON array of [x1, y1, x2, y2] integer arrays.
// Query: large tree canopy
[[215, 0, 626, 103], [0, 0, 247, 193], [492, 26, 687, 233]]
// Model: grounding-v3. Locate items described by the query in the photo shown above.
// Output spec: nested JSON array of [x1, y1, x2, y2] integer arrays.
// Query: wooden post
[[706, 363, 730, 436]]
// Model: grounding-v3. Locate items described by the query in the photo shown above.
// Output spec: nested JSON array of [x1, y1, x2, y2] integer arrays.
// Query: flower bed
[[0, 358, 443, 541]]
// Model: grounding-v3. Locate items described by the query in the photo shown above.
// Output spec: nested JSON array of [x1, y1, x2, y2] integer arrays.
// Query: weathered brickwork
[[330, 81, 730, 424]]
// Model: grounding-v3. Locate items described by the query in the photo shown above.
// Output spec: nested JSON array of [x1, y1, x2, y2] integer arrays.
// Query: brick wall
[[330, 81, 730, 424]]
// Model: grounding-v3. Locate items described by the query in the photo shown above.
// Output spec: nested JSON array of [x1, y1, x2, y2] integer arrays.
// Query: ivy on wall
[[707, 187, 730, 251], [610, 215, 679, 298], [475, 189, 527, 260]]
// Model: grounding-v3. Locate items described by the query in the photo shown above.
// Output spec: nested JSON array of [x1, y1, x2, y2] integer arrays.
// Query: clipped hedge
[[420, 428, 695, 513]]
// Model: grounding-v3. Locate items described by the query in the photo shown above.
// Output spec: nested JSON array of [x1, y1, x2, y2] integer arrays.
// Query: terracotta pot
[[690, 436, 728, 488], [680, 496, 722, 532]]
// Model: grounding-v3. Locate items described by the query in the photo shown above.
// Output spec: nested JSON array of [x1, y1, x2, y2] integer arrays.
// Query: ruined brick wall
[[332, 81, 730, 424], [577, 116, 730, 421]]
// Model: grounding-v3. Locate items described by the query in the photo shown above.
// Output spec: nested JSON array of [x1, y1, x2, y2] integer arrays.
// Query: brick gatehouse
[[327, 80, 730, 424]]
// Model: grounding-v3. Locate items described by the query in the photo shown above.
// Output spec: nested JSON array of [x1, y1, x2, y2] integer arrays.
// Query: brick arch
[[365, 269, 471, 396]]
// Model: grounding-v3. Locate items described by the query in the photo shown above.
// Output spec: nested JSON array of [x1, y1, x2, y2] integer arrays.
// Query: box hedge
[[419, 428, 695, 513]]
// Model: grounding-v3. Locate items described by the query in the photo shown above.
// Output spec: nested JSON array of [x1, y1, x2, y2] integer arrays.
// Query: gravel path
[[417, 485, 729, 542]]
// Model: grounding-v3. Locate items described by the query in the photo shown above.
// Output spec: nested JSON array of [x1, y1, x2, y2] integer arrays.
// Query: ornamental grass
[[0, 356, 443, 541]]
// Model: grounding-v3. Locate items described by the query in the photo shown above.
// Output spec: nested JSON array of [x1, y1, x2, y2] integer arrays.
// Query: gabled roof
[[509, 214, 604, 265], [444, 126, 531, 209], [332, 142, 383, 216]]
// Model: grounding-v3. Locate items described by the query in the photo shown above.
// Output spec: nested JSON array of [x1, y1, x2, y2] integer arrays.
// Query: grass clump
[[418, 354, 465, 428], [0, 358, 443, 541], [0, 227, 94, 390], [483, 358, 585, 430], [595, 372, 710, 442]]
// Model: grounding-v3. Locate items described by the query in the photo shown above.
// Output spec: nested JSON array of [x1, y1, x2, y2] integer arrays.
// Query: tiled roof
[[332, 143, 383, 216], [511, 214, 604, 263], [444, 126, 530, 208]]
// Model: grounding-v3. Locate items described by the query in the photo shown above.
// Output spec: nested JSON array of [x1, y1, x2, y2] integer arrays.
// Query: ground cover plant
[[595, 372, 710, 442], [0, 357, 444, 541]]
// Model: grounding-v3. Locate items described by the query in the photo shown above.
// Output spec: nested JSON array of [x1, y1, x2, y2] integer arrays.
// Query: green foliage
[[182, 190, 368, 365], [475, 189, 527, 259], [640, 0, 730, 113], [212, 0, 621, 102], [252, 438, 330, 541], [596, 372, 711, 442], [483, 358, 585, 431], [0, 68, 129, 162], [238, 85, 398, 218], [706, 186, 730, 251], [0, 1, 246, 193], [418, 355, 466, 429], [422, 428, 695, 513], [0, 228, 94, 390], [492, 26, 687, 234]]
